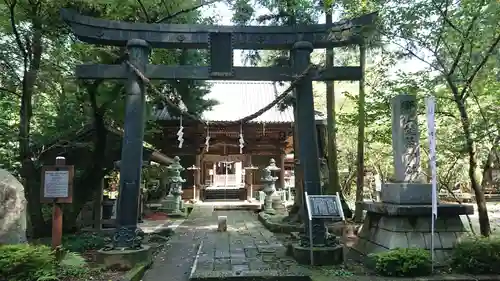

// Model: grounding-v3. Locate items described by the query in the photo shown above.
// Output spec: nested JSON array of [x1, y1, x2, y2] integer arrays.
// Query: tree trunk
[[62, 83, 110, 232], [455, 97, 490, 236], [325, 11, 341, 195], [19, 15, 46, 238], [354, 45, 367, 222]]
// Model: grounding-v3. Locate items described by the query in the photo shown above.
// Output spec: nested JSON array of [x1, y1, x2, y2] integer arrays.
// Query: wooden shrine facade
[[151, 119, 295, 201]]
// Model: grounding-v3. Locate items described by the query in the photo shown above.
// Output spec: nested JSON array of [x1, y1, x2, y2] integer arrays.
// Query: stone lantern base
[[351, 202, 474, 265]]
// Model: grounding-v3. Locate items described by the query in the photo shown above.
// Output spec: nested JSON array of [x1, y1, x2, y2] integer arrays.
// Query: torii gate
[[61, 9, 376, 249]]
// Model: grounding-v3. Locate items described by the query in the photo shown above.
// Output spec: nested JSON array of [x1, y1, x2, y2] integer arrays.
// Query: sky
[[200, 1, 428, 71], [198, 1, 428, 113]]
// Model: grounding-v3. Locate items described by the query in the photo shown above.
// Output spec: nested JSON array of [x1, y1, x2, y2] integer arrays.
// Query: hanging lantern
[[177, 115, 184, 148]]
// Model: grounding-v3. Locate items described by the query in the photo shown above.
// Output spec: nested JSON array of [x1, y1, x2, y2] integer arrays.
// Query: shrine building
[[151, 81, 326, 202]]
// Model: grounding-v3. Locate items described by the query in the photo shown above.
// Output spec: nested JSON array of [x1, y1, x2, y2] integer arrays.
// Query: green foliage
[[58, 252, 101, 279], [0, 243, 102, 281], [0, 244, 56, 281], [368, 248, 432, 277], [451, 236, 500, 274], [62, 232, 108, 253]]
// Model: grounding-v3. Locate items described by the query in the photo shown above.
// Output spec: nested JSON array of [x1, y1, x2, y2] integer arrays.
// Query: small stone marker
[[217, 216, 227, 232]]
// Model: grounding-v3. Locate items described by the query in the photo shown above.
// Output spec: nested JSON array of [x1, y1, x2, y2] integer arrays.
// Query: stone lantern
[[162, 156, 186, 217], [261, 158, 281, 214]]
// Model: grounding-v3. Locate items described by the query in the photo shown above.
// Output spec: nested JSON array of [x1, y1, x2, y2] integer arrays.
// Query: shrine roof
[[202, 81, 295, 123], [153, 81, 324, 124]]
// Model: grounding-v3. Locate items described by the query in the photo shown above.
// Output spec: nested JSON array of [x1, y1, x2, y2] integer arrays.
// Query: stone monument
[[0, 169, 27, 244], [160, 156, 186, 218], [352, 95, 473, 264]]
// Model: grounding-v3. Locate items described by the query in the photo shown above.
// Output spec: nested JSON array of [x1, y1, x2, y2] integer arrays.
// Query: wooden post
[[195, 154, 202, 201], [52, 157, 65, 250], [93, 178, 104, 230], [41, 156, 73, 252], [245, 155, 252, 200], [279, 153, 286, 190]]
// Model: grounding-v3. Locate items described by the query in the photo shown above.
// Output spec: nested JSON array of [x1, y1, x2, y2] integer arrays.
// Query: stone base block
[[381, 183, 436, 204], [363, 202, 474, 216], [96, 245, 153, 270], [352, 204, 473, 265], [217, 216, 227, 232], [290, 243, 343, 266]]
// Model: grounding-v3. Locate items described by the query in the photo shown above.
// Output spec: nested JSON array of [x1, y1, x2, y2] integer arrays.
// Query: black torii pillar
[[114, 39, 150, 249], [292, 41, 326, 246]]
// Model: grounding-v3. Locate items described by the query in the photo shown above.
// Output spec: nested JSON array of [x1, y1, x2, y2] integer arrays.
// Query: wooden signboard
[[40, 165, 74, 204], [40, 157, 74, 250]]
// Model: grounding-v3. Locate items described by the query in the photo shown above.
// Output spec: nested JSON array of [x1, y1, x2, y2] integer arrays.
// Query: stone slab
[[189, 270, 311, 281], [381, 183, 436, 204], [363, 202, 474, 216]]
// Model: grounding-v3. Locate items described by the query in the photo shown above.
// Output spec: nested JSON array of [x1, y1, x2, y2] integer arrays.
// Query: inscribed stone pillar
[[391, 95, 421, 183], [381, 94, 434, 205]]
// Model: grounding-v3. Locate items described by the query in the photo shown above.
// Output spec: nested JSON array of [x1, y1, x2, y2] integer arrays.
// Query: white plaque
[[44, 170, 69, 198]]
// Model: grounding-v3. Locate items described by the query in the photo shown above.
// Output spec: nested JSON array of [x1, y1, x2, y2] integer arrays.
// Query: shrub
[[62, 232, 107, 253], [368, 248, 432, 277], [0, 244, 57, 281], [451, 236, 500, 274]]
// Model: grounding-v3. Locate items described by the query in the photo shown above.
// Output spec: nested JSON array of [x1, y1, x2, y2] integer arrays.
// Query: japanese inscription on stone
[[392, 95, 421, 182]]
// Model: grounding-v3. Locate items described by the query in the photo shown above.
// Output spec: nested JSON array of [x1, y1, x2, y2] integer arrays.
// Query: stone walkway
[[190, 210, 310, 280], [142, 205, 215, 281], [143, 208, 310, 281]]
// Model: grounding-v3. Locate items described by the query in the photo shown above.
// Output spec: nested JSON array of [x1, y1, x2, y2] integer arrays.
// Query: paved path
[[142, 205, 214, 281], [143, 209, 310, 281], [190, 210, 309, 280]]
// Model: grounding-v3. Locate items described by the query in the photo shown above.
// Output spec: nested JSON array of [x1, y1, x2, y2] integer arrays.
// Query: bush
[[451, 236, 500, 274], [368, 248, 432, 277], [62, 232, 107, 253], [0, 244, 57, 281]]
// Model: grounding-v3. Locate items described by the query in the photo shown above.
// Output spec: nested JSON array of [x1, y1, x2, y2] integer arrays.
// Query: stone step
[[189, 269, 311, 281], [204, 189, 242, 200]]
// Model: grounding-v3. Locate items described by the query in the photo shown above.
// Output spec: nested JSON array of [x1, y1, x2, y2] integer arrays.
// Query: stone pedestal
[[352, 202, 474, 265], [289, 243, 343, 266], [160, 195, 185, 218], [381, 183, 435, 204], [271, 195, 286, 214], [96, 245, 153, 270]]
